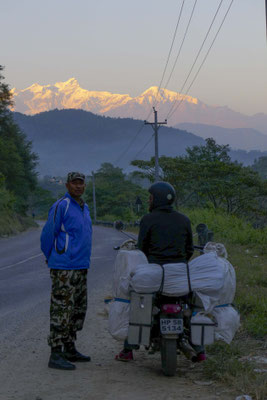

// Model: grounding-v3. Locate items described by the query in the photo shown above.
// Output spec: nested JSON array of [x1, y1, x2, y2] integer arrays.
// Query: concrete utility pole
[[145, 108, 167, 182], [92, 171, 97, 223]]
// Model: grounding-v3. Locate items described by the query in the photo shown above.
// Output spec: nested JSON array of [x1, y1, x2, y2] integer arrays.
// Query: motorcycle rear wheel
[[160, 338, 177, 376]]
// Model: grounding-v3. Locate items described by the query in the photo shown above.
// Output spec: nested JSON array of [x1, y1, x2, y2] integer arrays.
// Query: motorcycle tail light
[[162, 304, 182, 313]]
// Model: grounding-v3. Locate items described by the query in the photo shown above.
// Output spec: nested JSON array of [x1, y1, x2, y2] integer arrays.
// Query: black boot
[[64, 342, 91, 362], [48, 346, 76, 370]]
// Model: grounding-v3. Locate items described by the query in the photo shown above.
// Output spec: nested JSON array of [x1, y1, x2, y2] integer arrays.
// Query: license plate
[[160, 318, 183, 334]]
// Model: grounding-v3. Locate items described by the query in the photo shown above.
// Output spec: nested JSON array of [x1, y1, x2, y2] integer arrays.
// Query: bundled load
[[130, 253, 227, 311], [108, 241, 240, 343], [108, 242, 147, 341]]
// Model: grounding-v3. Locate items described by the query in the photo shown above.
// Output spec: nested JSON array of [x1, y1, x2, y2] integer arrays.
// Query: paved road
[[0, 223, 126, 331], [0, 225, 229, 400]]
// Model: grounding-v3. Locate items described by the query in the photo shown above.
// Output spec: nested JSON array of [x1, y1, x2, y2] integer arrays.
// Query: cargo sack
[[112, 250, 148, 298], [212, 305, 240, 344], [108, 298, 130, 341]]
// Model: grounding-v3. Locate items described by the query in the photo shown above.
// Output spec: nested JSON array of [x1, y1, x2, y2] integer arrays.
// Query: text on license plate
[[160, 318, 183, 334]]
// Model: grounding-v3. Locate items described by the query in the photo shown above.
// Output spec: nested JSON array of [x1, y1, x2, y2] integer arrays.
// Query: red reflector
[[162, 304, 182, 313]]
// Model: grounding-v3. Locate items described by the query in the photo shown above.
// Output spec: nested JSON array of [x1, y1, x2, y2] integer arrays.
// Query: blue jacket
[[40, 193, 92, 270]]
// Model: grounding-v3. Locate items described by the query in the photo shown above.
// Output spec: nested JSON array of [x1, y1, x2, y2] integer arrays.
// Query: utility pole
[[145, 108, 167, 182], [92, 171, 97, 223]]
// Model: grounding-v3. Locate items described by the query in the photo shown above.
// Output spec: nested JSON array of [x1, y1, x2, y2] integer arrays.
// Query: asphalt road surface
[[0, 225, 231, 400]]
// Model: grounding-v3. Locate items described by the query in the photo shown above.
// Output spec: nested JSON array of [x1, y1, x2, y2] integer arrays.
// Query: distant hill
[[13, 109, 267, 177], [176, 122, 267, 151], [11, 78, 267, 136]]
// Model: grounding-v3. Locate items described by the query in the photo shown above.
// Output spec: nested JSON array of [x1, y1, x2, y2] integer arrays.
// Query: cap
[[67, 172, 85, 182]]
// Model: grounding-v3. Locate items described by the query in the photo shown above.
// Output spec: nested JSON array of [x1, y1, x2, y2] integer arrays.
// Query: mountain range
[[13, 109, 267, 177], [11, 78, 267, 139]]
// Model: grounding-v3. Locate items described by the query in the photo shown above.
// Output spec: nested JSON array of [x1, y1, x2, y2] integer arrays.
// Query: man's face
[[66, 179, 85, 199]]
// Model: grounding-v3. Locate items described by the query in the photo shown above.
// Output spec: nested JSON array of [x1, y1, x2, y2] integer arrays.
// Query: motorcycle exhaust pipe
[[179, 338, 198, 362]]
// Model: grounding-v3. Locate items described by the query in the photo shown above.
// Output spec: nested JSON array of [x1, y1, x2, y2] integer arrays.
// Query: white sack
[[108, 300, 130, 341], [204, 242, 236, 305], [217, 259, 236, 304], [212, 306, 240, 344], [130, 263, 163, 293], [112, 249, 148, 299], [130, 252, 235, 311]]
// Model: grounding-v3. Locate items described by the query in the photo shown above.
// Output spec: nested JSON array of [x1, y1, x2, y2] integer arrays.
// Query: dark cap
[[67, 172, 85, 182]]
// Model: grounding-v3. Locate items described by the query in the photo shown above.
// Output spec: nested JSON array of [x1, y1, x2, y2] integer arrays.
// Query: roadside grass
[[204, 337, 267, 400], [185, 208, 267, 399], [127, 208, 267, 398], [0, 211, 37, 237]]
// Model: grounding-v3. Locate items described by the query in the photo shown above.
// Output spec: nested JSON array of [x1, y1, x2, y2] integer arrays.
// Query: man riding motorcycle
[[115, 181, 206, 362]]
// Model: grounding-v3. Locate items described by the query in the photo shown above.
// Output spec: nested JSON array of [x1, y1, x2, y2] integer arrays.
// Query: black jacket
[[137, 206, 194, 265]]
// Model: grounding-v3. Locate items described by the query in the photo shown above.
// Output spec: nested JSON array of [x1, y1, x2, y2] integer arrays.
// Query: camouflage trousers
[[48, 269, 88, 348]]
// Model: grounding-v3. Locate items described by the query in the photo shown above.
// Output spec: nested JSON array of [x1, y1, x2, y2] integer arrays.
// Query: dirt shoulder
[[0, 280, 234, 400]]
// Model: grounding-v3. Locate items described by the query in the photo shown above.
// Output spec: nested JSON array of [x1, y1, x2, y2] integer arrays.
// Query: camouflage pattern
[[48, 269, 88, 348], [67, 172, 85, 182]]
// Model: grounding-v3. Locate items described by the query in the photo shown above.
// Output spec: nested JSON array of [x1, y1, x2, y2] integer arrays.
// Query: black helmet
[[148, 181, 176, 209]]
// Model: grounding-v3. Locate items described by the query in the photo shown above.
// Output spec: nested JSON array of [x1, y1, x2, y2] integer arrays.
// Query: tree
[[0, 66, 38, 213], [252, 156, 267, 180], [131, 138, 267, 218], [85, 163, 148, 220]]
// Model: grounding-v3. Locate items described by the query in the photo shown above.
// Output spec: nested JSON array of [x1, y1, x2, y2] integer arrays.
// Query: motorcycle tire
[[160, 338, 177, 376]]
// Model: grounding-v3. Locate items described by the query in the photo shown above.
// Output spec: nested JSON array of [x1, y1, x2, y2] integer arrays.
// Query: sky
[[1, 0, 267, 116]]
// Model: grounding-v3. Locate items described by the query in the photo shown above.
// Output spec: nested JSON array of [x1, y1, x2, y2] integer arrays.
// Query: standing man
[[41, 172, 92, 370]]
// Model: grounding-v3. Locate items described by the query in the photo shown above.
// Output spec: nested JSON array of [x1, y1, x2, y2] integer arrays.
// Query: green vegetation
[[132, 138, 267, 222], [252, 155, 267, 180], [0, 66, 38, 234], [84, 163, 148, 221], [183, 208, 266, 399]]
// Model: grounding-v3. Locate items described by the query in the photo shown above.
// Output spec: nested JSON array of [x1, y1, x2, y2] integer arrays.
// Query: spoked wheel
[[160, 338, 177, 376]]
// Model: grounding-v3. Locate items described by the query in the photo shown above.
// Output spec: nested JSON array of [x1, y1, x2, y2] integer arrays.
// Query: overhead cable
[[113, 122, 145, 166], [131, 133, 154, 161], [163, 0, 198, 91], [154, 0, 185, 107], [168, 0, 235, 119], [166, 0, 225, 119]]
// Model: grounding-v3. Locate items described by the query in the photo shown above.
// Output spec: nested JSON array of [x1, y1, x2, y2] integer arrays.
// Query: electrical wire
[[154, 0, 185, 106], [131, 133, 154, 160], [113, 122, 145, 165], [163, 0, 198, 91], [165, 0, 225, 120], [114, 0, 186, 166], [168, 0, 235, 120]]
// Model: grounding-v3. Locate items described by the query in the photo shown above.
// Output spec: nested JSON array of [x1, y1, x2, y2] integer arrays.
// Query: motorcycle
[[113, 225, 210, 377]]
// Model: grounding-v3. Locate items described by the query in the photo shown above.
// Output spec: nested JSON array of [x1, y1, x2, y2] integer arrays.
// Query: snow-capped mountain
[[11, 78, 267, 135]]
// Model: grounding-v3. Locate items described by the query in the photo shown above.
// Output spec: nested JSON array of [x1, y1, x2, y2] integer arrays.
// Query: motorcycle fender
[[162, 334, 179, 340]]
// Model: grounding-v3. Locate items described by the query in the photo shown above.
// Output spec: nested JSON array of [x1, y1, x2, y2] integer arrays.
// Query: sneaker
[[115, 350, 133, 362], [197, 352, 206, 362]]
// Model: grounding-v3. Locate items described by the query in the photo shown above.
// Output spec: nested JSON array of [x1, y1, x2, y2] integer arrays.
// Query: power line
[[165, 0, 225, 120], [131, 133, 154, 160], [113, 121, 145, 166], [168, 0, 235, 120], [113, 1, 185, 166], [163, 0, 198, 91], [154, 0, 185, 107]]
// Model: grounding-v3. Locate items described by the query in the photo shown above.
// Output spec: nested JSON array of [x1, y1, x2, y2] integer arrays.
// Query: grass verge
[[0, 211, 37, 237], [186, 208, 267, 400], [127, 208, 267, 398]]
